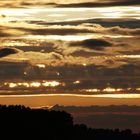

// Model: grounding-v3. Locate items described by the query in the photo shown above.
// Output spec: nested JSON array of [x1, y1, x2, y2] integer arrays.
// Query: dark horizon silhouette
[[0, 104, 140, 139]]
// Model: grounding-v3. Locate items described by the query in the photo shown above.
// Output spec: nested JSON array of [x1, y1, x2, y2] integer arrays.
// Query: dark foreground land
[[0, 105, 140, 140]]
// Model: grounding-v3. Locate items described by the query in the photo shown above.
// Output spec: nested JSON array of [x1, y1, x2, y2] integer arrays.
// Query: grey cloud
[[70, 50, 104, 57], [0, 48, 20, 58], [69, 39, 112, 50]]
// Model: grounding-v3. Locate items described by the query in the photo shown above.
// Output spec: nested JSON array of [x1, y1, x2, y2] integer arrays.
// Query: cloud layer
[[0, 22, 139, 69], [0, 2, 139, 92]]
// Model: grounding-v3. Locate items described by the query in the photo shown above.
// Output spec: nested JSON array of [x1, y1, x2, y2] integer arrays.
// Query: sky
[[0, 0, 140, 106]]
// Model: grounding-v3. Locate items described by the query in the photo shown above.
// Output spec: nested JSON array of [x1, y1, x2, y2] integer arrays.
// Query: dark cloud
[[69, 39, 112, 50], [56, 0, 140, 7], [0, 60, 32, 80], [0, 32, 10, 37], [0, 0, 139, 9], [20, 1, 56, 7], [0, 0, 139, 8], [0, 48, 20, 58], [17, 27, 93, 35], [70, 50, 104, 57]]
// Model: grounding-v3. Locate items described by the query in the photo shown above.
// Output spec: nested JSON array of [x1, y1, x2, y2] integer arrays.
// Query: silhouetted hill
[[0, 105, 140, 139]]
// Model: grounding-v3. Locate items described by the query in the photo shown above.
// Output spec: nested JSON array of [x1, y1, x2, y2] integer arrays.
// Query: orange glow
[[103, 87, 123, 92], [136, 88, 140, 91], [4, 81, 61, 88], [17, 83, 30, 88], [82, 63, 87, 66], [30, 82, 41, 88], [82, 88, 123, 93], [36, 64, 46, 68], [9, 83, 17, 88], [85, 89, 100, 92], [0, 93, 140, 99], [73, 80, 80, 84]]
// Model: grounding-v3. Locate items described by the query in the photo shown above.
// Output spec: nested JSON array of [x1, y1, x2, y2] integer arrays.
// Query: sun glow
[[36, 64, 46, 68], [5, 81, 60, 88], [82, 88, 125, 93], [9, 83, 17, 88], [42, 81, 60, 87], [73, 80, 80, 84], [30, 82, 41, 88], [103, 87, 123, 92], [85, 89, 100, 92], [17, 83, 30, 87]]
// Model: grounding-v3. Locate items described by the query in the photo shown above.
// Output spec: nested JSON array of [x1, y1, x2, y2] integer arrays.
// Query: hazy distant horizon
[[1, 93, 140, 107]]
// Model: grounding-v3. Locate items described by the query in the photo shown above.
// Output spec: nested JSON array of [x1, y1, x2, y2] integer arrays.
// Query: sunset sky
[[0, 0, 140, 107]]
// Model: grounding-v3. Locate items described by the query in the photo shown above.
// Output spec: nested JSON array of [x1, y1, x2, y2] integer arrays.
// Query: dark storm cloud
[[69, 39, 112, 50], [56, 0, 140, 7], [0, 48, 20, 58]]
